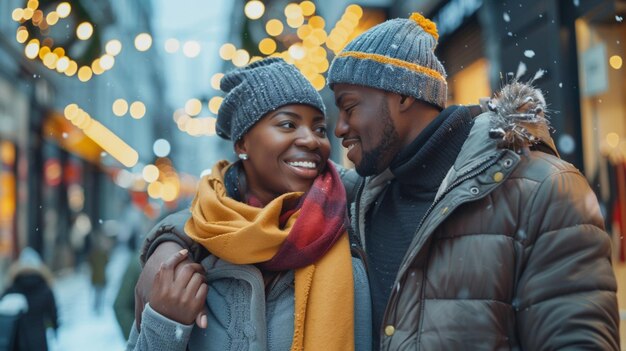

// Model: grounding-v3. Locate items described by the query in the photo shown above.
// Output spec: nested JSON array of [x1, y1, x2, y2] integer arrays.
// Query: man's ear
[[398, 95, 415, 113]]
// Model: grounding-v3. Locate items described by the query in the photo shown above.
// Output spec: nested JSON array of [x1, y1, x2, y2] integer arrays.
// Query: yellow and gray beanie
[[217, 57, 325, 141], [328, 13, 447, 110]]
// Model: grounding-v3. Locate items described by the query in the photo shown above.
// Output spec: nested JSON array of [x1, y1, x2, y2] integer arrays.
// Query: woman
[[127, 57, 371, 350]]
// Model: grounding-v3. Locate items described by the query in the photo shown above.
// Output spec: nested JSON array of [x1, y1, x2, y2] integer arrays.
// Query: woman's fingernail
[[200, 315, 207, 328], [179, 249, 188, 256]]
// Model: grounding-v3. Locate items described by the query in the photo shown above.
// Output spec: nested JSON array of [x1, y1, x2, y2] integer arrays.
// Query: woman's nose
[[295, 128, 320, 149]]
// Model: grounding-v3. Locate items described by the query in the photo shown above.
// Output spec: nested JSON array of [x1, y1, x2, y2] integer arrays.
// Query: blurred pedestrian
[[87, 231, 110, 315], [114, 252, 140, 338], [0, 247, 59, 351], [127, 57, 371, 350]]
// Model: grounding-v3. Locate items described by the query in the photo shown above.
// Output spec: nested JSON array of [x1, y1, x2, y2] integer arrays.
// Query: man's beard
[[355, 101, 400, 177]]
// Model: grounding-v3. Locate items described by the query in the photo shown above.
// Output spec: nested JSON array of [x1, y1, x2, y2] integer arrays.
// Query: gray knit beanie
[[216, 57, 326, 141], [328, 13, 447, 110]]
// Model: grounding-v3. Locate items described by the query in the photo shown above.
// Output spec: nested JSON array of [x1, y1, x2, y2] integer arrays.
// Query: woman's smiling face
[[236, 104, 330, 204]]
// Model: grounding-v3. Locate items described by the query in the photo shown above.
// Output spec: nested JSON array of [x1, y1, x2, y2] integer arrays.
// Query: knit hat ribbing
[[327, 13, 448, 110], [216, 57, 325, 141]]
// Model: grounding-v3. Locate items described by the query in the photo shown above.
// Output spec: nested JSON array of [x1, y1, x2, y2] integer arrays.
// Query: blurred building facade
[[0, 0, 169, 284]]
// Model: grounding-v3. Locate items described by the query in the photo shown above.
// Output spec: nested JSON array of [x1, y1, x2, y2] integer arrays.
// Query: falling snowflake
[[573, 0, 580, 6], [616, 15, 624, 23], [62, 132, 68, 139], [524, 50, 536, 58], [507, 32, 513, 37], [559, 82, 563, 88], [503, 12, 511, 22]]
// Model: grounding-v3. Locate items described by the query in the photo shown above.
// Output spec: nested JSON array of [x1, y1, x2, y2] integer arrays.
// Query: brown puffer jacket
[[349, 83, 620, 350]]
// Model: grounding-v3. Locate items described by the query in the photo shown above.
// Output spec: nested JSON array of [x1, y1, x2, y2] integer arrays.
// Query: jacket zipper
[[400, 150, 507, 349]]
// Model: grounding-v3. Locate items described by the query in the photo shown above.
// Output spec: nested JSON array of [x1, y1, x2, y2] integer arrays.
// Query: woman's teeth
[[288, 161, 316, 169]]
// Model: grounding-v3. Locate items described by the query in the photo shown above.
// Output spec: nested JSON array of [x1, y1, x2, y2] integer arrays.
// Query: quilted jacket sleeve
[[515, 168, 620, 350], [139, 210, 208, 266]]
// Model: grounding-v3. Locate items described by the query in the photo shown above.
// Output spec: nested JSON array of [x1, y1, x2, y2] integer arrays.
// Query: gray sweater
[[127, 255, 372, 351]]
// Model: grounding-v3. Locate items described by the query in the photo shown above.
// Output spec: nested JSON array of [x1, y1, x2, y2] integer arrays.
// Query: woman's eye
[[278, 121, 296, 129], [315, 126, 327, 136]]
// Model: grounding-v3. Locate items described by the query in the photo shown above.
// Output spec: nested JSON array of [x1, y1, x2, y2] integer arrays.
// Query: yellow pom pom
[[410, 12, 439, 41]]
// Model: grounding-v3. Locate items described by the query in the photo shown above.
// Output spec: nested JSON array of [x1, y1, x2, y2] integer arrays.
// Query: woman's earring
[[238, 153, 248, 161]]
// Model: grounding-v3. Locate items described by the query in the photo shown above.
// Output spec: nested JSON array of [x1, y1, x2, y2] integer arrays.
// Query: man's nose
[[334, 113, 348, 138]]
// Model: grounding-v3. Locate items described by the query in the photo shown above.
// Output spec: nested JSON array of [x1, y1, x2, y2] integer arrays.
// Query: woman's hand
[[148, 249, 208, 326]]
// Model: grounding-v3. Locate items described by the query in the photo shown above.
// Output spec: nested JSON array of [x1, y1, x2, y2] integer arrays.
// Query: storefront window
[[576, 8, 626, 342], [448, 58, 491, 105]]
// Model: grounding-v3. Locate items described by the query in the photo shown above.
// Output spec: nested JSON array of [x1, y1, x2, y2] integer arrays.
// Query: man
[[325, 12, 619, 350], [135, 13, 620, 350]]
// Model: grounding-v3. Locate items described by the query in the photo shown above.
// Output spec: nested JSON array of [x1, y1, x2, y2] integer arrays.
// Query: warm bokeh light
[[211, 73, 224, 90], [23, 8, 34, 20], [106, 39, 122, 56], [32, 10, 43, 24], [84, 120, 138, 167], [76, 22, 94, 40], [38, 45, 50, 60], [46, 12, 59, 26], [346, 4, 364, 18], [300, 1, 316, 16], [27, 0, 39, 10], [142, 165, 160, 183], [112, 99, 129, 116], [65, 60, 78, 76], [288, 44, 305, 60], [16, 28, 29, 43], [91, 58, 105, 75], [607, 132, 620, 148], [609, 55, 623, 70], [1, 141, 16, 165], [244, 0, 265, 20], [208, 97, 223, 114], [219, 43, 236, 60], [100, 54, 115, 70], [161, 182, 179, 202], [56, 2, 71, 18], [56, 56, 70, 72], [12, 8, 24, 22], [308, 16, 325, 29], [135, 33, 153, 52], [153, 139, 171, 157], [129, 101, 146, 119], [266, 19, 284, 36], [311, 74, 325, 91], [43, 52, 57, 69], [164, 38, 180, 53], [287, 15, 305, 29], [77, 66, 93, 82], [64, 103, 79, 120], [53, 47, 65, 57], [183, 41, 201, 58], [259, 38, 277, 55], [185, 98, 202, 116], [232, 49, 250, 67], [24, 40, 40, 59], [147, 181, 163, 199], [285, 3, 302, 18]]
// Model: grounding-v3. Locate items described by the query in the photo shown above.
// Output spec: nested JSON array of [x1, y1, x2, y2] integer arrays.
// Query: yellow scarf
[[185, 161, 355, 350]]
